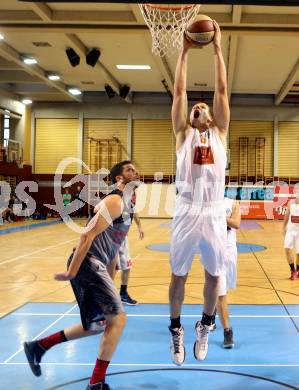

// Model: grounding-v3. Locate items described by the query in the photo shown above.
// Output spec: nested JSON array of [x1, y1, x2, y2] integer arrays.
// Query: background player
[[283, 188, 299, 280], [211, 197, 241, 348]]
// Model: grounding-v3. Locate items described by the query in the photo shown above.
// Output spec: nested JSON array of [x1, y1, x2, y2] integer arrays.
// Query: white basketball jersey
[[175, 128, 226, 204], [287, 200, 299, 231], [224, 197, 237, 246]]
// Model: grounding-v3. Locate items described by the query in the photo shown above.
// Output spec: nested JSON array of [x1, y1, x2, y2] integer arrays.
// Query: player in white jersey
[[116, 210, 144, 305], [168, 20, 230, 365], [283, 189, 299, 280], [210, 197, 241, 349]]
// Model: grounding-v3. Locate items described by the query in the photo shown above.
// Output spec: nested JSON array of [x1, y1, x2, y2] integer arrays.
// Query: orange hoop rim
[[141, 3, 197, 11]]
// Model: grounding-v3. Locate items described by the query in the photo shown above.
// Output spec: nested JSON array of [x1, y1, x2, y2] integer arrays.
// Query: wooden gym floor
[[1, 217, 298, 317]]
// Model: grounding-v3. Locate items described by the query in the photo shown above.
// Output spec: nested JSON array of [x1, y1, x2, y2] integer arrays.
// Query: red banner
[[239, 185, 297, 220], [240, 201, 269, 219]]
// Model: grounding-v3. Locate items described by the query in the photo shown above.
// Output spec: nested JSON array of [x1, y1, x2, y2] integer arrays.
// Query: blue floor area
[[0, 220, 62, 235], [147, 242, 267, 253], [240, 221, 263, 230], [1, 303, 299, 390]]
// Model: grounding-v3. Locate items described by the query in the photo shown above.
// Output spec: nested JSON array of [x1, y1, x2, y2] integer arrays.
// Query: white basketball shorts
[[218, 244, 237, 296], [117, 236, 133, 271], [170, 200, 227, 277], [284, 229, 299, 253]]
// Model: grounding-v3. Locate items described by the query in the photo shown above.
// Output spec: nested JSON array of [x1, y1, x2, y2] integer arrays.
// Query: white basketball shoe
[[193, 321, 210, 361], [169, 326, 185, 366]]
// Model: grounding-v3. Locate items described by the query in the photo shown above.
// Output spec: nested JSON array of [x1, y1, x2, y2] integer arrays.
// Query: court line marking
[[1, 363, 299, 367], [23, 256, 66, 259], [1, 313, 299, 318], [0, 220, 62, 236], [0, 238, 78, 266], [3, 304, 78, 364]]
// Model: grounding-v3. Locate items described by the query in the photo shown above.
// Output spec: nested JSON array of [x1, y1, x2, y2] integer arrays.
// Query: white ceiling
[[0, 1, 299, 104], [233, 35, 299, 93]]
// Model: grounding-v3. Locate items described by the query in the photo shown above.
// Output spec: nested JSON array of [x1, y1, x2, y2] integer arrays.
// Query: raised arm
[[172, 36, 193, 149], [212, 21, 230, 135], [55, 194, 122, 281]]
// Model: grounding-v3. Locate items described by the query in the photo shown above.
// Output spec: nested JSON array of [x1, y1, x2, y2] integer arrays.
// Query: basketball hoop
[[138, 3, 201, 57]]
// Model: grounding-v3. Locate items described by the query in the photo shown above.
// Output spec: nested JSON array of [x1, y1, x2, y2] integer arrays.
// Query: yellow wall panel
[[278, 122, 299, 177], [229, 121, 273, 177], [133, 119, 175, 176], [35, 118, 79, 174]]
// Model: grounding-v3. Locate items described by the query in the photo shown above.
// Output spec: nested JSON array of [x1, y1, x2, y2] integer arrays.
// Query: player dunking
[[24, 161, 138, 390], [168, 21, 230, 364]]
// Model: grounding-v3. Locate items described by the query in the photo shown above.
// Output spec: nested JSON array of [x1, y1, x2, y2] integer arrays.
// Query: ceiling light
[[48, 73, 60, 81], [0, 33, 4, 40], [116, 65, 151, 70], [22, 99, 32, 105], [23, 57, 38, 65], [68, 88, 82, 96]]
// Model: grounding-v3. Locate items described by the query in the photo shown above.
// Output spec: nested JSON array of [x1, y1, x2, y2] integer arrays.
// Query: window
[[3, 114, 10, 147]]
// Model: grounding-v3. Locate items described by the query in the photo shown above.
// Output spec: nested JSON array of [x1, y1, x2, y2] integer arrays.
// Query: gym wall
[[23, 102, 299, 178]]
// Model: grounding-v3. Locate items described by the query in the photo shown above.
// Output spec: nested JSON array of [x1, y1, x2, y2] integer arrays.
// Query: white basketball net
[[138, 3, 201, 57]]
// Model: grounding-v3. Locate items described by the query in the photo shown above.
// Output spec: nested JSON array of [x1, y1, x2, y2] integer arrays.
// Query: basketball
[[185, 15, 215, 46]]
